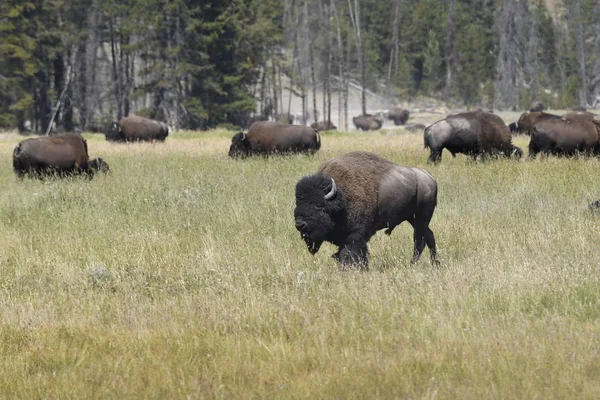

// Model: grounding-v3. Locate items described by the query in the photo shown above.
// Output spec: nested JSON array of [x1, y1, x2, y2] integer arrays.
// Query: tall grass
[[0, 129, 599, 398]]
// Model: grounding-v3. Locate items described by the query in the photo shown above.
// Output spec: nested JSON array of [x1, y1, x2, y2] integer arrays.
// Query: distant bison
[[229, 121, 320, 158], [311, 121, 337, 131], [404, 123, 427, 132], [387, 107, 410, 125], [294, 151, 439, 269], [424, 110, 522, 164], [529, 101, 544, 112], [106, 116, 169, 142], [353, 114, 382, 131], [528, 116, 600, 158], [509, 111, 560, 135], [13, 133, 108, 178]]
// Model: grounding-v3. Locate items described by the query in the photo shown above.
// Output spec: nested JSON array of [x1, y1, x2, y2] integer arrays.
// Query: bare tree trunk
[[109, 17, 123, 120], [445, 0, 456, 96], [348, 0, 366, 115], [332, 0, 345, 129], [526, 5, 539, 104], [310, 42, 318, 124], [573, 0, 588, 106]]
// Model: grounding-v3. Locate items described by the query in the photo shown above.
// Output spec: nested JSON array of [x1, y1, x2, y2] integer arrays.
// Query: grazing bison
[[311, 121, 337, 131], [424, 110, 522, 164], [106, 116, 169, 142], [508, 111, 560, 135], [353, 114, 383, 131], [13, 133, 108, 178], [294, 151, 439, 270], [528, 116, 600, 158], [229, 121, 320, 158], [387, 107, 410, 125], [404, 123, 427, 132]]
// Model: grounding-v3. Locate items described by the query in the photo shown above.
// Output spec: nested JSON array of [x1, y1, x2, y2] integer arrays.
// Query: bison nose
[[295, 219, 306, 231]]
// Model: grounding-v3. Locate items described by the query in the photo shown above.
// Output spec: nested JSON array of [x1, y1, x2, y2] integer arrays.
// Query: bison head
[[106, 122, 123, 141], [294, 174, 347, 254], [89, 158, 110, 174], [228, 132, 251, 159]]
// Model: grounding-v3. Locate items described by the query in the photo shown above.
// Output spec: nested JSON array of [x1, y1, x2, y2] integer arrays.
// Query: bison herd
[[10, 107, 600, 269]]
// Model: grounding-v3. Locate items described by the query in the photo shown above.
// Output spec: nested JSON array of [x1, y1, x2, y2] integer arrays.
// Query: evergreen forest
[[1, 0, 599, 132]]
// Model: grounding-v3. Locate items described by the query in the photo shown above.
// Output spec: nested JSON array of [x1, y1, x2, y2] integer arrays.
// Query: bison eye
[[314, 204, 325, 211]]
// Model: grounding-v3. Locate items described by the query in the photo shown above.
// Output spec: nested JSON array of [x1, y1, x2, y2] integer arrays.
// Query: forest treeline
[[1, 0, 599, 132]]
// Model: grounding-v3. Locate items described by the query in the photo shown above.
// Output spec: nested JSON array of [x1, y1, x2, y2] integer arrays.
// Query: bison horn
[[324, 178, 337, 200]]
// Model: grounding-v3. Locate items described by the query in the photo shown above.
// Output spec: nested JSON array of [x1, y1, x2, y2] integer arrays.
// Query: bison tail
[[423, 127, 430, 149]]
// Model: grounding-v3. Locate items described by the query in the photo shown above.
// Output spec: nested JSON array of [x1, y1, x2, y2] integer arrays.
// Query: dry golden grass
[[0, 126, 599, 398]]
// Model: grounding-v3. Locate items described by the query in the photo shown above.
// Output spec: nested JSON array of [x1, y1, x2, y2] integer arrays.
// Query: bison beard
[[294, 152, 439, 270]]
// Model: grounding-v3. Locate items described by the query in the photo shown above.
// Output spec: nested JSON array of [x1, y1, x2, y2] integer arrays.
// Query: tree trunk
[[445, 0, 456, 96]]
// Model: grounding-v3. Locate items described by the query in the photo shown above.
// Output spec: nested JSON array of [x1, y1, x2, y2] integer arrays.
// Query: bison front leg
[[335, 239, 369, 271], [427, 149, 442, 164]]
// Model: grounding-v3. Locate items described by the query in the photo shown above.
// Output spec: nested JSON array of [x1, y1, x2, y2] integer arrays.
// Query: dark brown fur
[[295, 151, 438, 269], [353, 114, 382, 131], [387, 107, 410, 125], [13, 133, 91, 177], [425, 110, 522, 163], [106, 115, 169, 142], [229, 121, 320, 158], [511, 111, 560, 135], [528, 116, 600, 158], [310, 121, 337, 131]]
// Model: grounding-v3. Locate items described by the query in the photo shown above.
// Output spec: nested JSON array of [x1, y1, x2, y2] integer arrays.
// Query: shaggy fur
[[294, 151, 439, 270], [229, 121, 321, 159]]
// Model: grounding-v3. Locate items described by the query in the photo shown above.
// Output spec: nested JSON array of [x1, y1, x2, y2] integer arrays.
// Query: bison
[[353, 114, 383, 131], [424, 110, 522, 164], [387, 107, 410, 125], [13, 133, 108, 178], [294, 151, 439, 270], [528, 116, 600, 158], [229, 121, 320, 159], [509, 111, 560, 135], [529, 101, 545, 112], [310, 121, 337, 131], [106, 115, 169, 142]]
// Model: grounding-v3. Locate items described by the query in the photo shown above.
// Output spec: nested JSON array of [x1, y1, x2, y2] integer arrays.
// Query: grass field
[[1, 125, 600, 398]]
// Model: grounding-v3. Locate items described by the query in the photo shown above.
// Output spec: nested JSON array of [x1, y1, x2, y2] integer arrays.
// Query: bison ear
[[324, 178, 337, 200]]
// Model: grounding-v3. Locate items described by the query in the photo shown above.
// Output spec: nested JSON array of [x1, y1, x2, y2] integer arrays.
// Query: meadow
[[1, 123, 600, 398]]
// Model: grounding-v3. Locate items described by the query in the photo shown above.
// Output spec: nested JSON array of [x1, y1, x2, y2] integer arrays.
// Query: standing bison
[[528, 116, 600, 158], [424, 110, 522, 164], [353, 114, 383, 131], [508, 111, 560, 135], [13, 133, 108, 178], [311, 121, 337, 131], [106, 115, 169, 142], [387, 107, 410, 125], [229, 121, 320, 158], [294, 151, 439, 270]]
